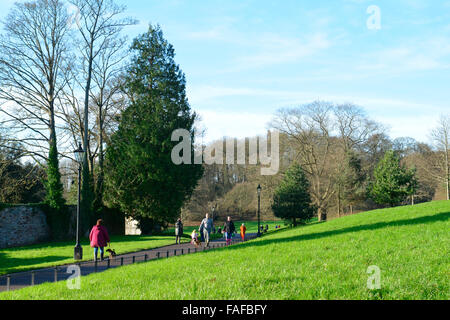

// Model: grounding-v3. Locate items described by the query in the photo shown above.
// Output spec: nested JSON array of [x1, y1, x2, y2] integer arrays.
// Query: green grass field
[[0, 235, 184, 276], [234, 220, 286, 233], [1, 201, 448, 300]]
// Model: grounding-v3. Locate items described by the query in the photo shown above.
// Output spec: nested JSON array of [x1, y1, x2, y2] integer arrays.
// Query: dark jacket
[[175, 220, 183, 236], [223, 220, 235, 234]]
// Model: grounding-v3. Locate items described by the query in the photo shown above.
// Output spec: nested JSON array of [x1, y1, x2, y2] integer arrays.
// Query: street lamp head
[[257, 184, 262, 195], [74, 142, 84, 164]]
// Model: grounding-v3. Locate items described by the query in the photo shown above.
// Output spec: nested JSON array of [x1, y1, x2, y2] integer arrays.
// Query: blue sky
[[1, 0, 449, 143]]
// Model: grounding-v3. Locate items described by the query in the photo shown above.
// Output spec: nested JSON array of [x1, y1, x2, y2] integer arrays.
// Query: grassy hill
[[1, 201, 448, 300]]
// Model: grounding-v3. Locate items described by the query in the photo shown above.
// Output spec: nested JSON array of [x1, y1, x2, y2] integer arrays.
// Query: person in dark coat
[[175, 218, 183, 244], [200, 224, 205, 242], [89, 219, 110, 261], [223, 216, 236, 246]]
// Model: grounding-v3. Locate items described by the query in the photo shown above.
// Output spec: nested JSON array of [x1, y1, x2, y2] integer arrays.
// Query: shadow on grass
[[0, 234, 181, 276], [0, 253, 69, 273], [222, 211, 450, 252], [0, 234, 175, 253]]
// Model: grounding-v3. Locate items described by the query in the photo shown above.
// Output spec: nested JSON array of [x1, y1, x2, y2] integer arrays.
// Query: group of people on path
[[175, 213, 247, 248], [88, 214, 249, 261]]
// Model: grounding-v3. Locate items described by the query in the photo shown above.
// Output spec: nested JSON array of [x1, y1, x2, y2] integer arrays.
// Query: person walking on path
[[200, 223, 204, 243], [89, 219, 110, 261], [240, 223, 247, 242], [199, 213, 214, 247], [223, 216, 236, 246], [175, 218, 183, 244]]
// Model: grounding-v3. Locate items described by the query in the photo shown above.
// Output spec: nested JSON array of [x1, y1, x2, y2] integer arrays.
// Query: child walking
[[191, 229, 200, 247], [240, 223, 247, 242]]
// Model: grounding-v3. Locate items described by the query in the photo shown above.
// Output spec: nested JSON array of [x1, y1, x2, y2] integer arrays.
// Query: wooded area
[[182, 109, 450, 223]]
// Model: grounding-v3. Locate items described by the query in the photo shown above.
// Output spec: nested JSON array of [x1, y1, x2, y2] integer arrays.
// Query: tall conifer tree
[[105, 25, 203, 230]]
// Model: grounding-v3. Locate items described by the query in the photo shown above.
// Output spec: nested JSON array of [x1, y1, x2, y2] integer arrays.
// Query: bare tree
[[0, 0, 72, 163], [57, 68, 86, 153], [334, 103, 380, 152], [430, 115, 450, 200], [271, 101, 338, 221], [67, 0, 136, 222], [333, 104, 380, 215], [90, 48, 128, 208], [69, 0, 136, 166], [0, 137, 46, 203], [402, 144, 437, 204]]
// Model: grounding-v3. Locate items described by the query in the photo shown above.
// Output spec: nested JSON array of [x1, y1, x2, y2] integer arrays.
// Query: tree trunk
[[81, 39, 95, 230], [337, 185, 341, 218], [95, 113, 104, 209], [446, 146, 449, 200], [447, 179, 449, 201], [83, 43, 94, 167]]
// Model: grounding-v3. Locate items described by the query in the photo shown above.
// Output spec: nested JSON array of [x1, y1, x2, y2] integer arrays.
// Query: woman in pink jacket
[[89, 219, 110, 261]]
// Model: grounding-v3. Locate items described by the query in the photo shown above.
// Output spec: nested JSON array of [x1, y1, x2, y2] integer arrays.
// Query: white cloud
[[187, 85, 311, 105], [188, 84, 448, 143], [195, 109, 273, 143], [180, 24, 334, 72], [372, 114, 439, 142], [357, 36, 450, 73], [184, 26, 228, 41], [233, 32, 332, 70]]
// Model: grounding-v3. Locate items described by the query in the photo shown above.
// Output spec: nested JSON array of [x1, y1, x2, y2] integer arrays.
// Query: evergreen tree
[[341, 151, 366, 215], [272, 164, 315, 226], [45, 138, 65, 211], [105, 25, 203, 230], [368, 150, 417, 207], [80, 160, 94, 233]]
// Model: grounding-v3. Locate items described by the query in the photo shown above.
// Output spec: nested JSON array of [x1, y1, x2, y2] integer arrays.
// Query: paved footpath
[[0, 233, 257, 293]]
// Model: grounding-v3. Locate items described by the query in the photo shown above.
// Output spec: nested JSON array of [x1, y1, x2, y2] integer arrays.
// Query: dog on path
[[106, 248, 117, 259]]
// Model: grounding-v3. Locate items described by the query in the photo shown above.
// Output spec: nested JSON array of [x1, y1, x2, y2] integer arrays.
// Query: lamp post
[[211, 205, 216, 233], [74, 143, 84, 260], [257, 184, 261, 237]]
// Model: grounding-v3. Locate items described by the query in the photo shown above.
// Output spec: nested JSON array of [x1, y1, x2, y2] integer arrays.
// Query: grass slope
[[1, 201, 448, 300]]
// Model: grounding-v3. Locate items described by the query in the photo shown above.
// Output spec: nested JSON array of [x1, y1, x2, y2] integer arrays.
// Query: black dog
[[106, 248, 117, 259]]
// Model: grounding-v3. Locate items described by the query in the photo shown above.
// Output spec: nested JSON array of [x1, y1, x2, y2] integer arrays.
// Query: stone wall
[[0, 205, 125, 248], [0, 206, 50, 249]]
